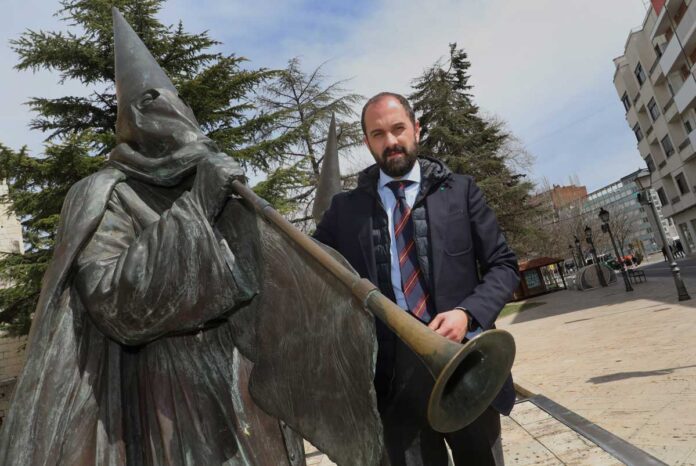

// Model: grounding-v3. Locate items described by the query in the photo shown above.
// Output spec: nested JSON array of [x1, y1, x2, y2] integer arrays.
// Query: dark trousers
[[378, 340, 503, 466]]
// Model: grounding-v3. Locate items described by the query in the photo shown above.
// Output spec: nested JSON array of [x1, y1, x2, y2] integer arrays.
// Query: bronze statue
[[0, 9, 383, 465], [1, 8, 515, 466]]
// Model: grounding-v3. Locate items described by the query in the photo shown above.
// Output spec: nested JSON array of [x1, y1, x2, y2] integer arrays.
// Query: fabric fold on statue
[[108, 140, 215, 187]]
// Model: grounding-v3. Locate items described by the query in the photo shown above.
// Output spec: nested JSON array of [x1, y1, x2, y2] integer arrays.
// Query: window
[[654, 43, 664, 59], [621, 92, 631, 112], [657, 187, 669, 205], [675, 173, 690, 195], [686, 120, 693, 134], [634, 123, 644, 142], [661, 134, 675, 157], [648, 97, 660, 121], [635, 62, 646, 86]]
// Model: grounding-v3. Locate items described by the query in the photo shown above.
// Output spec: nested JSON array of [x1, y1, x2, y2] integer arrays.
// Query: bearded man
[[314, 92, 520, 466]]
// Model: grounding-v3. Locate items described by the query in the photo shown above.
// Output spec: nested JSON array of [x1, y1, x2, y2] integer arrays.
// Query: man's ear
[[363, 135, 369, 147], [415, 120, 421, 144]]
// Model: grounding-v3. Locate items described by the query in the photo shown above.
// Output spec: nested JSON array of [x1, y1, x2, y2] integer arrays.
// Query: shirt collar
[[378, 160, 421, 190]]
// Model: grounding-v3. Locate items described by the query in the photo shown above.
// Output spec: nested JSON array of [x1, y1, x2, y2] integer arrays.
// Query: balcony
[[683, 131, 696, 162], [657, 1, 696, 75], [659, 35, 683, 75], [675, 74, 696, 113], [664, 98, 679, 122]]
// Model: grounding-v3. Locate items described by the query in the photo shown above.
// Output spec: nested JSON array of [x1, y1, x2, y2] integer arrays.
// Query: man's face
[[363, 97, 420, 178]]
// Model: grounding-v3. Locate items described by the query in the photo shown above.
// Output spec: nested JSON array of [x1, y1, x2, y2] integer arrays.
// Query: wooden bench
[[627, 269, 646, 283]]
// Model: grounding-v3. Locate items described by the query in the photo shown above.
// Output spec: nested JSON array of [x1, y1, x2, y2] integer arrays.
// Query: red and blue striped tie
[[387, 180, 434, 323]]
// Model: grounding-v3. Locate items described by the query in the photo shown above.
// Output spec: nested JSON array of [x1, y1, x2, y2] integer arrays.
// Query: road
[[641, 256, 696, 279]]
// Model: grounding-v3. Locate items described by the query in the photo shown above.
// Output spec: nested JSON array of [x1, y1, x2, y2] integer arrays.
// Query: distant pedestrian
[[662, 246, 669, 262], [675, 239, 686, 258]]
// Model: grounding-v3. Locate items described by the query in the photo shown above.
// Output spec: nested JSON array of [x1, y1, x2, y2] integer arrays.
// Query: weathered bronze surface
[[0, 8, 383, 466], [312, 113, 341, 223], [231, 180, 516, 433]]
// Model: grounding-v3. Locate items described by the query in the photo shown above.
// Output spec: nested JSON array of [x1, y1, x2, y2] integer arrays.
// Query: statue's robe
[[0, 168, 383, 465]]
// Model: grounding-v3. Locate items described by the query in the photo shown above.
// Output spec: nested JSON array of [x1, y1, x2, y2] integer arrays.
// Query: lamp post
[[634, 171, 691, 301], [599, 207, 633, 292], [585, 225, 608, 287], [574, 236, 584, 267]]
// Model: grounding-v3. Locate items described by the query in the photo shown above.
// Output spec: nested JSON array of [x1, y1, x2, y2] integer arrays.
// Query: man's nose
[[385, 132, 398, 146]]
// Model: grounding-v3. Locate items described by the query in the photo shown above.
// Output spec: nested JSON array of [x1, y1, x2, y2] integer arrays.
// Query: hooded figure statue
[[0, 9, 383, 466]]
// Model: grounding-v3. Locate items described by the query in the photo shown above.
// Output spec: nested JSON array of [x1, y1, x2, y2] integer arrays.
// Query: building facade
[[583, 169, 677, 256], [0, 181, 25, 427], [613, 0, 696, 254], [531, 184, 588, 215]]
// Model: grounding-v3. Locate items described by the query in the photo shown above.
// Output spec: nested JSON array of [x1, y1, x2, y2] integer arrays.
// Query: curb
[[513, 383, 667, 466]]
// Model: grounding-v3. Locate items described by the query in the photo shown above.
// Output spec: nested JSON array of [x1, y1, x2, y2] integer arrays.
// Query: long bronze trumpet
[[231, 180, 516, 433]]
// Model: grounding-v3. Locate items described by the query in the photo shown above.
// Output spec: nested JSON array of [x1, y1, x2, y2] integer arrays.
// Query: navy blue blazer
[[314, 160, 520, 415]]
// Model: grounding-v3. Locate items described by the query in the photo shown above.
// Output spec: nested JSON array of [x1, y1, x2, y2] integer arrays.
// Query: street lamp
[[598, 207, 633, 292], [634, 171, 691, 301], [584, 225, 608, 287]]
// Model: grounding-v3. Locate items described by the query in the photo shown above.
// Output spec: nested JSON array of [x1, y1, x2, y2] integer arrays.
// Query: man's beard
[[376, 142, 418, 178]]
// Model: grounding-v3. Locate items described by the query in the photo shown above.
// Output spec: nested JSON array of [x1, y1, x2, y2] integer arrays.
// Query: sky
[[0, 0, 652, 193]]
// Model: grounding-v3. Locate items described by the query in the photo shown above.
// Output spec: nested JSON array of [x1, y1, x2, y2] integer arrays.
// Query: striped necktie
[[386, 180, 433, 323]]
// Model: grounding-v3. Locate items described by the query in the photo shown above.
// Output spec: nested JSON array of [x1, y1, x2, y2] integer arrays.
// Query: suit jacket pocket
[[443, 212, 472, 256]]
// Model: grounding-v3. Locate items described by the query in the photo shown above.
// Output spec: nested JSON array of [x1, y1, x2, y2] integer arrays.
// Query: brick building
[[0, 181, 25, 427]]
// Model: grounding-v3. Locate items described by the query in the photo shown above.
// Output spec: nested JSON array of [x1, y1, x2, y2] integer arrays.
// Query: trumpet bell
[[428, 329, 516, 433]]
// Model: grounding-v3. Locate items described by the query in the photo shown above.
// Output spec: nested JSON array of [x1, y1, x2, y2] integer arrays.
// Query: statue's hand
[[192, 153, 245, 221]]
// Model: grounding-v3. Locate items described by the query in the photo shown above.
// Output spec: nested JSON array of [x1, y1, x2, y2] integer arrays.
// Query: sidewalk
[[498, 273, 696, 465]]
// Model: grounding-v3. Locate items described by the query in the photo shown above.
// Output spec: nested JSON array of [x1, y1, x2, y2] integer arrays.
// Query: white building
[[613, 0, 696, 254], [0, 182, 22, 256]]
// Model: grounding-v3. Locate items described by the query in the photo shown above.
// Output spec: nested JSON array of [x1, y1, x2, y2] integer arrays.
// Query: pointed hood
[[313, 114, 342, 223], [113, 7, 176, 110], [108, 8, 217, 186]]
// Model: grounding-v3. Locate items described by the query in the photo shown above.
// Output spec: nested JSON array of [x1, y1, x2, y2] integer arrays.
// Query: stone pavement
[[304, 399, 628, 465], [498, 271, 696, 465], [303, 259, 696, 465]]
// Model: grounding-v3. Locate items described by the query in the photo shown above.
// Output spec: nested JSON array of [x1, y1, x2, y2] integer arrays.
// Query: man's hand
[[192, 153, 245, 221], [427, 309, 469, 342]]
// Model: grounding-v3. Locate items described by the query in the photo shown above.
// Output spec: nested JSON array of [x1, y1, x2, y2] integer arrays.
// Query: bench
[[627, 269, 646, 283]]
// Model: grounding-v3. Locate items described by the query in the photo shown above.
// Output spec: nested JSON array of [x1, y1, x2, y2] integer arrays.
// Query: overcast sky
[[0, 0, 651, 193]]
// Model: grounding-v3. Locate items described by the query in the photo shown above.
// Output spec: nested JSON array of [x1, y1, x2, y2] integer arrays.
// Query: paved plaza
[[306, 256, 696, 465], [498, 261, 696, 465]]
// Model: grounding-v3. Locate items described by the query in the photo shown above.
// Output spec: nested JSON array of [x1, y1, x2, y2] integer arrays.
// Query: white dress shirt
[[377, 161, 421, 310]]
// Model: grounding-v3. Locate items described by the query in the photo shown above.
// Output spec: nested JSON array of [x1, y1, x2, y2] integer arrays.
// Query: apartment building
[[613, 0, 696, 254], [531, 184, 588, 213]]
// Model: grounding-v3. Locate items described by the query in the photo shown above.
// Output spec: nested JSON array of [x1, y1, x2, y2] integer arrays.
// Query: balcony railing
[[663, 98, 674, 114], [650, 56, 660, 75]]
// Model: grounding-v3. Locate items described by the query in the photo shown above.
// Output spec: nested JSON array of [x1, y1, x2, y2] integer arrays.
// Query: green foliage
[[257, 58, 363, 230], [409, 43, 543, 256], [0, 0, 285, 335]]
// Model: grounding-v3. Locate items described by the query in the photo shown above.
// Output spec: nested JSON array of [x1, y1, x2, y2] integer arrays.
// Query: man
[[315, 92, 520, 465]]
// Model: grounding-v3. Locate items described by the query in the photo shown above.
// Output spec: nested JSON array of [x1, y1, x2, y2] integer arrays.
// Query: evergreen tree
[[255, 58, 363, 229], [409, 43, 541, 255], [0, 0, 284, 336]]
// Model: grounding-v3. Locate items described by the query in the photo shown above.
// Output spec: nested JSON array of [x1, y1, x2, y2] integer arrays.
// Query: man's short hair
[[361, 92, 416, 136]]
